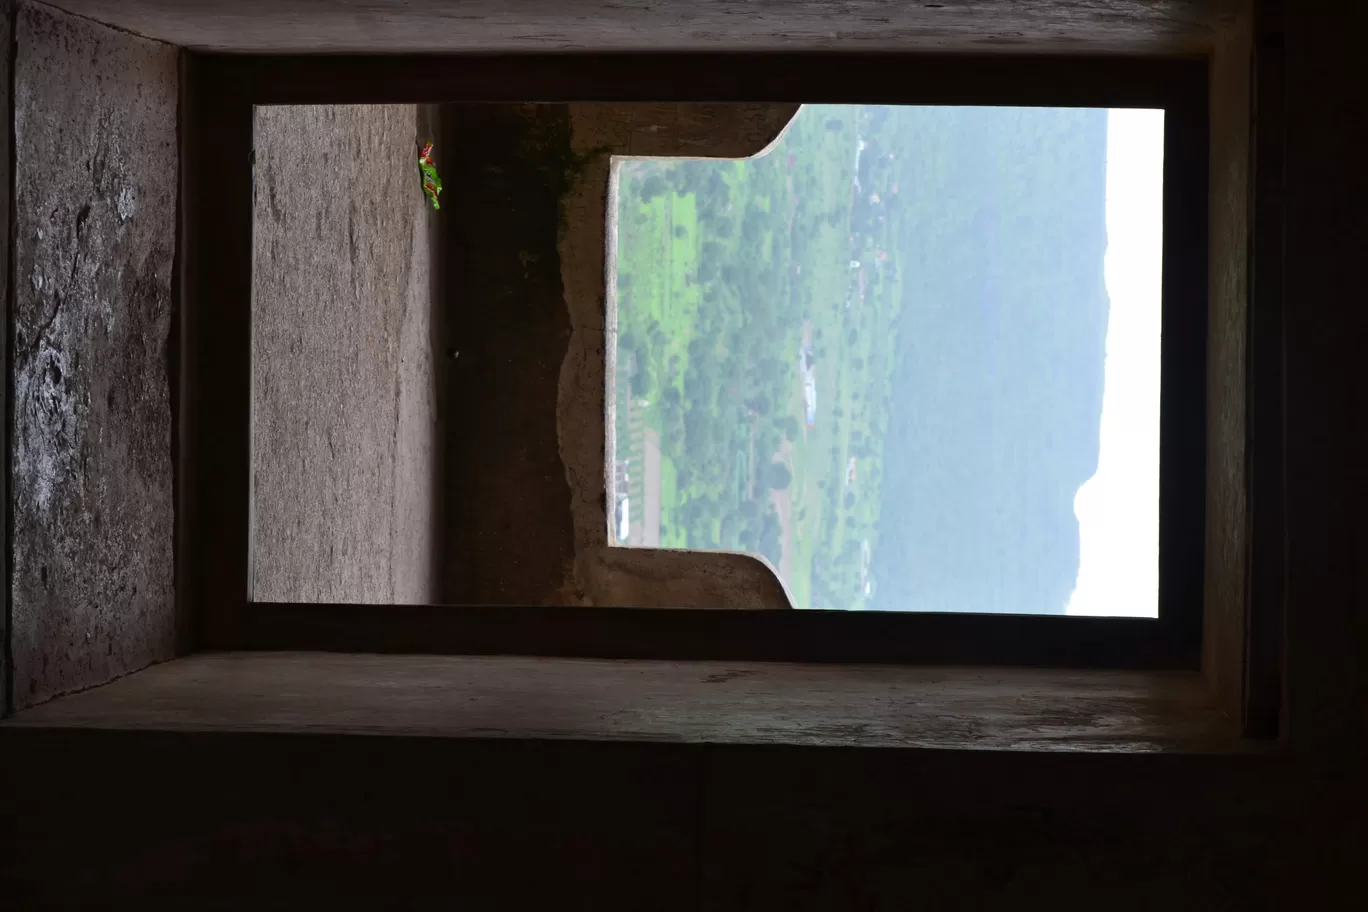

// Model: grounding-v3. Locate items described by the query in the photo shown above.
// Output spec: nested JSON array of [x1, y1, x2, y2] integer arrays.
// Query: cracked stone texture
[[251, 105, 440, 604], [10, 5, 178, 708], [1, 0, 12, 713]]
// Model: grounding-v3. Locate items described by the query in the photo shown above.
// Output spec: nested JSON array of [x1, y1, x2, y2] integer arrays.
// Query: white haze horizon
[[1065, 108, 1164, 618]]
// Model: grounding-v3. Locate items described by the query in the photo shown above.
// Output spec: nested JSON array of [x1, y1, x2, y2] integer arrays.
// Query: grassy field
[[614, 106, 906, 609]]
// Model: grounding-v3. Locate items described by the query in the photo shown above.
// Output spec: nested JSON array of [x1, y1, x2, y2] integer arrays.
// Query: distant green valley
[[613, 104, 1111, 613]]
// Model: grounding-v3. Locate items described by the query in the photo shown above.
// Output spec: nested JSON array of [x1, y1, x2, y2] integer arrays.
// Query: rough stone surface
[[581, 547, 794, 610], [439, 104, 579, 606], [251, 104, 440, 604], [44, 0, 1238, 54], [12, 653, 1237, 752], [10, 4, 177, 708], [1, 0, 13, 715]]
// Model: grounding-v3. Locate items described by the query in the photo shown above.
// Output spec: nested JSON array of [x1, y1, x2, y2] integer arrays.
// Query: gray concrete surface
[[251, 104, 440, 604], [42, 0, 1237, 54], [10, 4, 178, 708]]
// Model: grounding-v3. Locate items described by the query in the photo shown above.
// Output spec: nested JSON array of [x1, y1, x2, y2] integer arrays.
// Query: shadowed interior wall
[[1202, 0, 1251, 722], [250, 104, 441, 604], [39, 0, 1239, 55], [8, 4, 177, 709], [439, 102, 797, 608], [1280, 0, 1368, 754]]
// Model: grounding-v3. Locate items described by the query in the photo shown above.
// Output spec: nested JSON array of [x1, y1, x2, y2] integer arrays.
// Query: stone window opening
[[180, 54, 1224, 674]]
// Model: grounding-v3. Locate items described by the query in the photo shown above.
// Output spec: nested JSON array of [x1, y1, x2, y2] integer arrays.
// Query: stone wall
[[250, 104, 441, 604], [1, 0, 13, 713], [439, 102, 797, 609], [9, 4, 178, 708], [1203, 4, 1252, 722], [564, 103, 801, 609], [38, 0, 1236, 55]]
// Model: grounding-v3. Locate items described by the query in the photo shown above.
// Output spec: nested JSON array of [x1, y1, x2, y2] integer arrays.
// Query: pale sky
[[1065, 108, 1165, 618]]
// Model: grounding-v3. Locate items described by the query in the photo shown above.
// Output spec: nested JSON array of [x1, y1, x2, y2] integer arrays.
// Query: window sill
[[5, 652, 1251, 753]]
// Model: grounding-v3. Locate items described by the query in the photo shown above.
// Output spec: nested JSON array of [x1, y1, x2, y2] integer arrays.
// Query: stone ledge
[[6, 650, 1249, 753]]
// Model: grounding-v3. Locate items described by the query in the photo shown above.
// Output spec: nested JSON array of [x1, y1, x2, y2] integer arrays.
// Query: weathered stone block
[[250, 104, 440, 604], [1, 0, 14, 713], [10, 5, 178, 707]]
